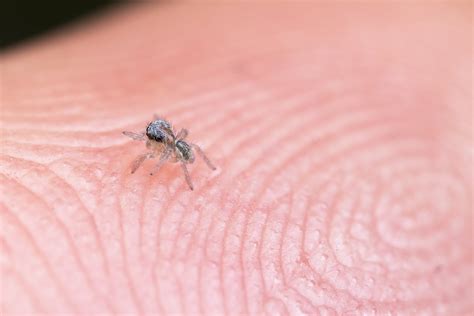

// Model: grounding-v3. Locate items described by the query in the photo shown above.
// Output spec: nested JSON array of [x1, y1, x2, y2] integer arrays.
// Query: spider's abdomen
[[176, 140, 194, 162]]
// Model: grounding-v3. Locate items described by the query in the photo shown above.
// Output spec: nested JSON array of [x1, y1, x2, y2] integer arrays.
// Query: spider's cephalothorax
[[146, 119, 173, 143], [123, 116, 216, 190]]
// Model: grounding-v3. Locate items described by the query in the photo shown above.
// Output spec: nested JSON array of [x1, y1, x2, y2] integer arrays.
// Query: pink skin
[[1, 2, 472, 315]]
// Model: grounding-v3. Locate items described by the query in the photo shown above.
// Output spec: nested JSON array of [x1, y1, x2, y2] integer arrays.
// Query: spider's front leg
[[149, 146, 172, 176], [130, 152, 154, 174], [123, 131, 145, 141]]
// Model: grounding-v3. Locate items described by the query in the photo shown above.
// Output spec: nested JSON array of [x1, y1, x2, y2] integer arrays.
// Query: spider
[[123, 116, 216, 190]]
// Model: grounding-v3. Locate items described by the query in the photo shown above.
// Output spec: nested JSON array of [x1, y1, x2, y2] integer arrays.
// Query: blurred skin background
[[1, 1, 472, 315]]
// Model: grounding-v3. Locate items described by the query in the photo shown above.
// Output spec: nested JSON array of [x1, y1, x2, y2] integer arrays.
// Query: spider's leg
[[191, 143, 216, 170], [123, 131, 145, 141], [149, 147, 172, 176], [180, 162, 194, 190], [131, 152, 153, 174], [175, 128, 189, 141]]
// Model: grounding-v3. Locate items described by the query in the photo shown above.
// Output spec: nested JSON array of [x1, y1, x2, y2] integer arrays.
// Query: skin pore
[[1, 2, 472, 315]]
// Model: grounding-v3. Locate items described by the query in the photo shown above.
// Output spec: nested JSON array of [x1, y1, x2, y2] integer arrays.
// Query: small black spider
[[123, 116, 216, 190]]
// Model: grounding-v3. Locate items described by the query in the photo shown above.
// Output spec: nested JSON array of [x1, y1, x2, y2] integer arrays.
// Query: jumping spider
[[123, 116, 216, 190]]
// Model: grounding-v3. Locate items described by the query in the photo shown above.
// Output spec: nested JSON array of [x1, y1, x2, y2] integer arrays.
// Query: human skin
[[1, 2, 472, 315]]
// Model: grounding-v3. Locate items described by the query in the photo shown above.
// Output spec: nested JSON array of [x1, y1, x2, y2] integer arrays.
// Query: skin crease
[[0, 2, 472, 315]]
